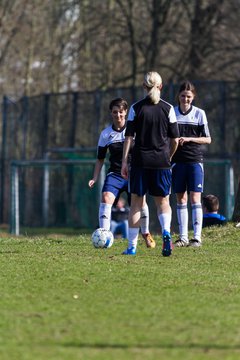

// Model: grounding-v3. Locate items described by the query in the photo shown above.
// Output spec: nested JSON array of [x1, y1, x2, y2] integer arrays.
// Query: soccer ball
[[91, 228, 114, 248]]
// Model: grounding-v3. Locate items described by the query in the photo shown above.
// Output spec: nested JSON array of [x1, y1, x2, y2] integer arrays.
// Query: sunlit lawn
[[0, 223, 240, 360]]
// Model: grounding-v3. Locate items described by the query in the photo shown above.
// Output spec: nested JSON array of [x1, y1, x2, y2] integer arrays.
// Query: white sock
[[140, 204, 149, 234], [99, 203, 112, 230], [177, 203, 189, 242], [158, 212, 171, 234], [128, 227, 139, 249], [192, 203, 203, 241]]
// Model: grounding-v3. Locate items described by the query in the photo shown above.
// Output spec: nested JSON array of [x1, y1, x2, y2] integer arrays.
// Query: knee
[[102, 192, 115, 204]]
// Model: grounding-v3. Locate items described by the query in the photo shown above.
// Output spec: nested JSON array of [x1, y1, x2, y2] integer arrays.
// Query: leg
[[190, 191, 202, 245], [175, 191, 189, 245], [110, 220, 118, 237], [140, 195, 149, 234], [122, 220, 129, 239], [99, 191, 115, 230], [188, 163, 204, 246], [122, 193, 143, 255], [155, 195, 172, 233], [140, 196, 156, 248], [154, 195, 173, 256], [172, 163, 189, 246], [99, 172, 128, 230]]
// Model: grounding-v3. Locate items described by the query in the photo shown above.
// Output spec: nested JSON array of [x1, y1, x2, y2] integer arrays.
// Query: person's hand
[[88, 179, 95, 188], [179, 137, 190, 146], [121, 162, 128, 180]]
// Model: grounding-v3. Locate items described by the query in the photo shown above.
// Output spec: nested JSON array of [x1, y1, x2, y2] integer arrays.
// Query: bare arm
[[88, 158, 104, 188], [121, 136, 133, 179], [170, 137, 179, 160], [179, 136, 211, 146]]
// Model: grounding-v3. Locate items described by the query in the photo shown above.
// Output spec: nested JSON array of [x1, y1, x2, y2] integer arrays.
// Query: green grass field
[[0, 224, 240, 360]]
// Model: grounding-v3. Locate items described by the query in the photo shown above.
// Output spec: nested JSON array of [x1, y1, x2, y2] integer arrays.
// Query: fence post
[[10, 163, 20, 235], [0, 96, 8, 223], [43, 152, 50, 227], [232, 177, 240, 222], [70, 92, 78, 147], [42, 94, 49, 156], [94, 91, 102, 144]]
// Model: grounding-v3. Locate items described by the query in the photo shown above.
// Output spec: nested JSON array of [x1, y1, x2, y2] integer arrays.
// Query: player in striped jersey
[[172, 81, 211, 247], [88, 97, 155, 247]]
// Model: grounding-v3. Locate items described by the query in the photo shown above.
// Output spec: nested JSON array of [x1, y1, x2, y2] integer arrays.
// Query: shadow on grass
[[0, 250, 20, 254], [62, 342, 240, 350], [0, 225, 92, 237]]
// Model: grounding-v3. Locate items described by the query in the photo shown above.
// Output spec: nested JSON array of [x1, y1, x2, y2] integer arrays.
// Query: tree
[[0, 0, 240, 98]]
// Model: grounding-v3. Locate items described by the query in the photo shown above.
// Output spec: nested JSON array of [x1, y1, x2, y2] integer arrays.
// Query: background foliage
[[0, 0, 239, 99]]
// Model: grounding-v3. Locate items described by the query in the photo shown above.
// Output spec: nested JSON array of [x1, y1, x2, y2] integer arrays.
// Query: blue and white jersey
[[172, 105, 211, 163], [97, 124, 126, 174]]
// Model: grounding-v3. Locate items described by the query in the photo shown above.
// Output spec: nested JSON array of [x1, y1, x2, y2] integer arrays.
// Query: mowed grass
[[0, 224, 240, 360]]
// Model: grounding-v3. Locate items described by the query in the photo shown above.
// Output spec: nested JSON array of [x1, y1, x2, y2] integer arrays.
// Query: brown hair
[[202, 194, 219, 212], [109, 98, 128, 111], [178, 81, 196, 96], [177, 81, 197, 105]]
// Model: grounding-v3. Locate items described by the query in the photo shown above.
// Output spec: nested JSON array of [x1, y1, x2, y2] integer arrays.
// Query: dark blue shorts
[[129, 167, 171, 197], [102, 172, 129, 198], [172, 162, 204, 193]]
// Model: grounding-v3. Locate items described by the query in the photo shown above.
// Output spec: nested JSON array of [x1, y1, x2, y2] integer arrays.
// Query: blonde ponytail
[[143, 71, 162, 104]]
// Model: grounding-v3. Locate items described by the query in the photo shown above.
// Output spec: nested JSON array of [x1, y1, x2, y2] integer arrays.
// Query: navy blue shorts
[[102, 172, 129, 198], [129, 167, 171, 197], [172, 162, 204, 193]]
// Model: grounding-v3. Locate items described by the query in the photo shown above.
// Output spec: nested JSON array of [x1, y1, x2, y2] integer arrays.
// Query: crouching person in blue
[[111, 197, 129, 238], [202, 194, 226, 228]]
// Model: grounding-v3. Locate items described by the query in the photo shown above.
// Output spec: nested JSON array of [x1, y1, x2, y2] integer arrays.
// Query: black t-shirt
[[126, 97, 179, 169], [97, 124, 127, 174], [172, 105, 211, 163]]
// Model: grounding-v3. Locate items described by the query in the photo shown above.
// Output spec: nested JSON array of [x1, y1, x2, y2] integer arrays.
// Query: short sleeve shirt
[[172, 105, 211, 163], [126, 97, 179, 169], [97, 124, 126, 174]]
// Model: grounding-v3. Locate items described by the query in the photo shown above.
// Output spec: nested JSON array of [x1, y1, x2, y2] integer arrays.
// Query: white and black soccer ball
[[91, 228, 114, 248]]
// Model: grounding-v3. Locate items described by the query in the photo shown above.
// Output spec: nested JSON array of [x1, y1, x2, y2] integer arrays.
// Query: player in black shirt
[[121, 71, 179, 256]]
